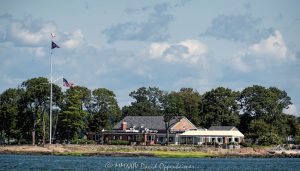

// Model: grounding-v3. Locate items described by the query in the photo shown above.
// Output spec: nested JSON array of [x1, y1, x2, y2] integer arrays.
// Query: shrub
[[295, 135, 300, 144], [240, 141, 251, 147], [257, 132, 282, 146], [228, 142, 239, 145], [107, 140, 129, 145]]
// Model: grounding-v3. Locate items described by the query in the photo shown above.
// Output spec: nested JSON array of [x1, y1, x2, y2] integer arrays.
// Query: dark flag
[[63, 78, 74, 88], [51, 41, 60, 49]]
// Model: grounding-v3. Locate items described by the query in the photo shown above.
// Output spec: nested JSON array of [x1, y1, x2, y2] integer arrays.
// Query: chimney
[[121, 122, 127, 130]]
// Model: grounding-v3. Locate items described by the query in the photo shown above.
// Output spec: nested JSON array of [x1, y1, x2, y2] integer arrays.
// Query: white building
[[179, 126, 244, 145]]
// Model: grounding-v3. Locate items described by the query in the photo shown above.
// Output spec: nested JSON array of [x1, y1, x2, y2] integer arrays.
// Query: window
[[169, 137, 174, 143], [234, 138, 239, 142], [158, 137, 164, 143], [93, 134, 99, 141], [147, 135, 154, 141]]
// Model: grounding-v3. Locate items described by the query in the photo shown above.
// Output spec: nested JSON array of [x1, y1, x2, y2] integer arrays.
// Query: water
[[0, 154, 299, 171]]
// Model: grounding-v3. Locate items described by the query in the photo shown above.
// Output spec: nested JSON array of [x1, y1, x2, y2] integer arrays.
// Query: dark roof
[[208, 126, 237, 131], [113, 116, 181, 130]]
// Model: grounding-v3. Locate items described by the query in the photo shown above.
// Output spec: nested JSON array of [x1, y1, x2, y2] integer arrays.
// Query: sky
[[0, 0, 299, 116]]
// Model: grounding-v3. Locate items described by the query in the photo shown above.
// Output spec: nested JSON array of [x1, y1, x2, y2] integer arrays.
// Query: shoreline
[[0, 144, 300, 158]]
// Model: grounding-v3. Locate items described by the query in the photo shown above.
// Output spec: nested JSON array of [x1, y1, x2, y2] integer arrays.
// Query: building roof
[[180, 130, 244, 137], [208, 126, 237, 131], [113, 116, 181, 131]]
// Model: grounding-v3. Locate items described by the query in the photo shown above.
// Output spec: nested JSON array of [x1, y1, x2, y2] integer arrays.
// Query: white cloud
[[148, 42, 170, 58], [179, 39, 207, 57], [7, 17, 57, 46], [232, 30, 294, 72], [145, 39, 207, 64], [62, 29, 84, 49], [249, 31, 289, 59], [283, 104, 298, 115]]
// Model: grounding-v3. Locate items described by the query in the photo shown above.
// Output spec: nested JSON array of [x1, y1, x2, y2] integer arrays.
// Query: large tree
[[201, 87, 240, 128], [57, 86, 89, 141], [123, 87, 164, 116], [0, 88, 22, 144], [238, 85, 292, 123], [177, 88, 201, 126], [20, 77, 62, 145], [200, 87, 240, 128], [161, 91, 183, 145], [89, 88, 121, 133]]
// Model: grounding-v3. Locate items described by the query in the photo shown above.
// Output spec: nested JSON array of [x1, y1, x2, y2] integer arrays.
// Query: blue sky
[[0, 0, 299, 116]]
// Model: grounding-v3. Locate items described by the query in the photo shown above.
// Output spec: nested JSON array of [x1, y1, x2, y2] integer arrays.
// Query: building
[[179, 126, 244, 145], [103, 116, 197, 145]]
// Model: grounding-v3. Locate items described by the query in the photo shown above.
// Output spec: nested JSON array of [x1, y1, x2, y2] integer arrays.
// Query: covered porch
[[179, 130, 244, 145]]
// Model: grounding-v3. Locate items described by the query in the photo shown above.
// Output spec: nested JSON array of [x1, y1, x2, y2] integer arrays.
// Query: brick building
[[102, 116, 197, 145]]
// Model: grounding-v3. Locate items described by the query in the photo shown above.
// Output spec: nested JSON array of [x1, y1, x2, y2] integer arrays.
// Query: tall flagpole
[[50, 41, 53, 145], [49, 33, 60, 144]]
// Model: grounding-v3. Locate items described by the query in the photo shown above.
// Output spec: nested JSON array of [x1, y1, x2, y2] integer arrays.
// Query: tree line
[[0, 77, 299, 145]]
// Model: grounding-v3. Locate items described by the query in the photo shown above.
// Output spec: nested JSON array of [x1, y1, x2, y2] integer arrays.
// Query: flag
[[63, 78, 74, 88], [51, 41, 60, 49]]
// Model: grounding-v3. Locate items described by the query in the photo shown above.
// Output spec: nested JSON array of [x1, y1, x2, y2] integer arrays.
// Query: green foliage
[[248, 119, 273, 143], [201, 87, 240, 128], [1, 77, 299, 146], [20, 77, 62, 145], [176, 88, 201, 126], [0, 88, 22, 143], [107, 140, 129, 145], [295, 135, 300, 144], [57, 86, 88, 141], [89, 88, 121, 132], [123, 87, 164, 116], [239, 141, 252, 147], [239, 85, 292, 123], [257, 132, 283, 146]]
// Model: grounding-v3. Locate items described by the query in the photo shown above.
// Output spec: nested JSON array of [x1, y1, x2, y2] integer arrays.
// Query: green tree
[[123, 87, 164, 116], [272, 114, 300, 142], [0, 88, 22, 144], [257, 132, 283, 146], [177, 88, 201, 126], [89, 88, 121, 133], [239, 85, 292, 123], [58, 86, 89, 141], [21, 77, 62, 145], [161, 91, 183, 145], [201, 87, 240, 128], [248, 119, 272, 143]]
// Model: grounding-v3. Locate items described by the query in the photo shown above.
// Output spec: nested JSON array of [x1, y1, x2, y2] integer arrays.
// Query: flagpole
[[49, 34, 60, 144], [50, 45, 53, 145]]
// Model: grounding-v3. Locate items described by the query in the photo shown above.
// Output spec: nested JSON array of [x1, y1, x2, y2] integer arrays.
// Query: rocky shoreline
[[0, 145, 299, 158]]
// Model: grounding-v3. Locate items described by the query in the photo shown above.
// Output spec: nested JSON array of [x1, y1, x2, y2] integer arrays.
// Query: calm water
[[0, 154, 300, 171]]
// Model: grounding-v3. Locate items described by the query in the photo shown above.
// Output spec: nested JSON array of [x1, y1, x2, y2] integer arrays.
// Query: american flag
[[63, 78, 74, 88]]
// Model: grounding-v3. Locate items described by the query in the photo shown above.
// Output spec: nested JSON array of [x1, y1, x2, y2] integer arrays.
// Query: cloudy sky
[[0, 0, 299, 116]]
